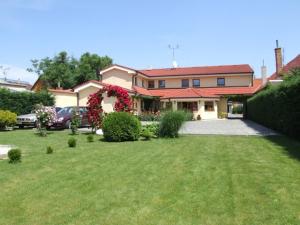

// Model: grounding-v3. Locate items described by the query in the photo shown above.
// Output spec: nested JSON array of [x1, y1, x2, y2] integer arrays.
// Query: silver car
[[16, 113, 37, 128]]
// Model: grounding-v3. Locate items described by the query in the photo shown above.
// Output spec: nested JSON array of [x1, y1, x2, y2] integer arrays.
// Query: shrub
[[0, 88, 54, 115], [8, 149, 21, 163], [70, 110, 80, 135], [68, 137, 77, 147], [138, 113, 161, 121], [0, 110, 17, 130], [143, 123, 159, 137], [46, 146, 54, 154], [102, 112, 141, 142], [247, 69, 300, 140], [159, 111, 186, 138], [87, 134, 94, 142], [140, 127, 155, 140]]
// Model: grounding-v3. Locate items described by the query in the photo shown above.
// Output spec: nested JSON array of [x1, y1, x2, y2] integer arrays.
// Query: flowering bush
[[87, 85, 132, 131], [35, 104, 57, 136]]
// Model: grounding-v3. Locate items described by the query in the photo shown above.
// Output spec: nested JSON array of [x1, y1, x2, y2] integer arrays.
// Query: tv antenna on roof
[[168, 44, 179, 68], [0, 66, 10, 80]]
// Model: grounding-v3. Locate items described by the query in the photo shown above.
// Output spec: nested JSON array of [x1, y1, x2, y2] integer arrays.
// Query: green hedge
[[159, 111, 186, 138], [0, 110, 17, 129], [247, 69, 300, 140], [0, 88, 54, 115]]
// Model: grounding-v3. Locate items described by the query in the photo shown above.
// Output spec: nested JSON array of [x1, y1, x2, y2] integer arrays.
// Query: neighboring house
[[0, 77, 32, 92], [268, 41, 300, 84], [33, 63, 262, 119]]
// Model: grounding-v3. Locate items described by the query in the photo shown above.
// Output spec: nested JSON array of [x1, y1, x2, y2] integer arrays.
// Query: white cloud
[[0, 65, 38, 84]]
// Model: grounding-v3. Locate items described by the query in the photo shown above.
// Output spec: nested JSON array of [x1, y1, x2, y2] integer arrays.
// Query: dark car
[[51, 107, 90, 129]]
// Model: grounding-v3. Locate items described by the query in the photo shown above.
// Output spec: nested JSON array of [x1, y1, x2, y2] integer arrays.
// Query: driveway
[[179, 119, 278, 136]]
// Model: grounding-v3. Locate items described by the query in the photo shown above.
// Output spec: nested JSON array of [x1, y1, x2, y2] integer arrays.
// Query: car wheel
[[19, 125, 24, 129], [65, 120, 71, 129]]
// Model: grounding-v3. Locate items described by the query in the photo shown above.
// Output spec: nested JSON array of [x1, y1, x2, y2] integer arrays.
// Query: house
[[34, 63, 262, 120], [268, 41, 300, 83], [0, 77, 32, 92]]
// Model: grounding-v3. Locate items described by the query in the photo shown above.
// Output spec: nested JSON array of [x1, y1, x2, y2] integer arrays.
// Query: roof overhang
[[73, 81, 104, 93], [100, 65, 136, 75]]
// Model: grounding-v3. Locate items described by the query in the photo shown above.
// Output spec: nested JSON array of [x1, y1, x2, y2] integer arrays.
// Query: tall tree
[[28, 51, 78, 89], [75, 53, 112, 84]]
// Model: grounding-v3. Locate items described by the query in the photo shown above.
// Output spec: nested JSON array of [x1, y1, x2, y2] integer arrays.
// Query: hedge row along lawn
[[0, 130, 299, 225]]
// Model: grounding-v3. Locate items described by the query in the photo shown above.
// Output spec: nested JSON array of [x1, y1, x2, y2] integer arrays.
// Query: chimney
[[275, 40, 283, 75], [261, 60, 267, 85]]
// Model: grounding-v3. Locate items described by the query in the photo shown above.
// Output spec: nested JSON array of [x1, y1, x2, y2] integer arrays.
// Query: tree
[[28, 52, 113, 89], [75, 53, 112, 84]]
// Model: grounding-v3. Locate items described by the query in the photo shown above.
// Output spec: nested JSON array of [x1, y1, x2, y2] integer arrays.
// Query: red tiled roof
[[134, 79, 262, 99], [48, 89, 75, 94], [138, 64, 253, 77], [269, 54, 300, 80]]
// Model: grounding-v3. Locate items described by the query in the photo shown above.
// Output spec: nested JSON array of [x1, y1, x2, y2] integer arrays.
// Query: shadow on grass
[[264, 135, 300, 161]]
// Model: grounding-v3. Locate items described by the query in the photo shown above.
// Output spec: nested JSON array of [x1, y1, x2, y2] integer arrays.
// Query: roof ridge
[[138, 64, 251, 71]]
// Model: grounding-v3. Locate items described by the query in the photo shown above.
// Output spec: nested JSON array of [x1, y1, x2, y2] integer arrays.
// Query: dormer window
[[148, 80, 155, 88], [159, 80, 165, 88], [217, 78, 225, 86]]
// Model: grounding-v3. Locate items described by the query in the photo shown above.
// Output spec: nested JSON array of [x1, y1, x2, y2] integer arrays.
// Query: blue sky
[[0, 0, 299, 83]]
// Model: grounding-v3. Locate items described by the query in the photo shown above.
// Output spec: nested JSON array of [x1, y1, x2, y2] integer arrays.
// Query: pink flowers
[[35, 104, 57, 127], [87, 85, 132, 130]]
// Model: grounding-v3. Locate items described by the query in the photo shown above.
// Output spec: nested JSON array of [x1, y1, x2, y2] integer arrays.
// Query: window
[[134, 77, 138, 85], [142, 80, 144, 87], [159, 80, 165, 88], [181, 79, 189, 88], [193, 79, 200, 87], [205, 101, 214, 111], [148, 80, 155, 88], [177, 102, 198, 112], [217, 78, 225, 86]]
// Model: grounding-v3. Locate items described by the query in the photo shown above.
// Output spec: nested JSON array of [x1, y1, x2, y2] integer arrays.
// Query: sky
[[0, 0, 299, 84]]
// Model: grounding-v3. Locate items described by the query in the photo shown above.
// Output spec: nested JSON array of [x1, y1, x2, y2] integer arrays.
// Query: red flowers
[[87, 85, 132, 129]]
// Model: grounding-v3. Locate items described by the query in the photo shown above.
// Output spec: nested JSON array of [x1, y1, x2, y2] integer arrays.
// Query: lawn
[[0, 130, 299, 225]]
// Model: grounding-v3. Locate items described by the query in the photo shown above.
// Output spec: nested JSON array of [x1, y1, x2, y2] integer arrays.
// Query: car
[[16, 113, 37, 128], [16, 107, 62, 129], [51, 106, 90, 129]]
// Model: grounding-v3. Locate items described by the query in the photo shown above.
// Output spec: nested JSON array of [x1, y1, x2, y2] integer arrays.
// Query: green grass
[[0, 130, 299, 225]]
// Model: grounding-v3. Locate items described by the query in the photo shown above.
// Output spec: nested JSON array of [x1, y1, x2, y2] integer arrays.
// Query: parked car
[[16, 107, 62, 128], [51, 106, 90, 129]]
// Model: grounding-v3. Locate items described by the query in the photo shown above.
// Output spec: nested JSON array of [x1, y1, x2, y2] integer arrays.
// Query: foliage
[[68, 137, 77, 148], [247, 69, 300, 140], [218, 112, 228, 119], [142, 123, 159, 137], [159, 111, 186, 138], [102, 112, 141, 142], [46, 146, 54, 154], [0, 110, 17, 130], [8, 149, 21, 163], [35, 104, 57, 136], [70, 110, 80, 135], [140, 127, 155, 140], [232, 105, 243, 114], [75, 53, 112, 84], [183, 111, 194, 121], [87, 85, 132, 131], [138, 112, 161, 121], [87, 134, 94, 142], [0, 88, 54, 115], [28, 52, 112, 89]]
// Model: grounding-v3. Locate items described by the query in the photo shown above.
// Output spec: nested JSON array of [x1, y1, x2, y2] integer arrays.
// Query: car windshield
[[58, 107, 74, 114]]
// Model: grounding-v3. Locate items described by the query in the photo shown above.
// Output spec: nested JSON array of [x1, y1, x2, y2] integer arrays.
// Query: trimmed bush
[[0, 88, 54, 115], [8, 149, 21, 163], [46, 146, 54, 154], [0, 110, 17, 130], [102, 112, 141, 142], [87, 134, 94, 142], [68, 137, 77, 147], [140, 128, 154, 140], [159, 111, 186, 138], [247, 69, 300, 140]]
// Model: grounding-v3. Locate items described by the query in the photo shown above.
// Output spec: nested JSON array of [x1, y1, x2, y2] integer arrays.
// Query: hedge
[[0, 88, 54, 115], [247, 69, 300, 140]]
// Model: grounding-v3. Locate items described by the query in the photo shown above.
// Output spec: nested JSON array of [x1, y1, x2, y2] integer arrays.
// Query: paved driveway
[[179, 119, 278, 136]]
